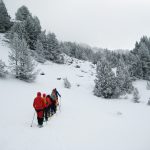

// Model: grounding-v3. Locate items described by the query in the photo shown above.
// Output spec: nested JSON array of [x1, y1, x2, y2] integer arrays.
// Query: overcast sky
[[4, 0, 150, 50]]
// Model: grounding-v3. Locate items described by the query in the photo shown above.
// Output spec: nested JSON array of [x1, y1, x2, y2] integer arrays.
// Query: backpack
[[51, 90, 57, 100]]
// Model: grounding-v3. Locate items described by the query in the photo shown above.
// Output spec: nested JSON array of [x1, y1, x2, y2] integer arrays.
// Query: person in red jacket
[[46, 95, 53, 117], [33, 92, 45, 127], [42, 93, 48, 121]]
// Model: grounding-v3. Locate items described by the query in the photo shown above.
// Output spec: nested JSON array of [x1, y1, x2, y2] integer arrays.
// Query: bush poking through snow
[[57, 77, 61, 80], [147, 98, 150, 105], [133, 88, 140, 103], [64, 78, 71, 89], [0, 59, 7, 77], [77, 84, 80, 87], [40, 72, 45, 75], [146, 81, 150, 90], [116, 111, 123, 116], [75, 65, 80, 68]]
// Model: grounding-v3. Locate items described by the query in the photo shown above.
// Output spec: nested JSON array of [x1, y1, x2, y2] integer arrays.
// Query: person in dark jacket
[[33, 92, 45, 127], [51, 88, 61, 114]]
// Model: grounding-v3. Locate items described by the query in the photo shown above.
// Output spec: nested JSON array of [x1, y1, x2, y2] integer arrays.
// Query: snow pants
[[36, 110, 44, 125], [50, 104, 57, 115], [44, 107, 49, 121], [37, 117, 43, 126]]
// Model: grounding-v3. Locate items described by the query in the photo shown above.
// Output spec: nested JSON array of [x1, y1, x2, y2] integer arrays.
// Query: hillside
[[0, 34, 150, 150]]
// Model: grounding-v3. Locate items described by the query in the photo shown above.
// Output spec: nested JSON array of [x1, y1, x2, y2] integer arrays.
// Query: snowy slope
[[0, 34, 150, 150]]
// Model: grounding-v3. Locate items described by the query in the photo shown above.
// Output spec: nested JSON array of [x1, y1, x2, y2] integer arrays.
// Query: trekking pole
[[30, 112, 35, 127], [59, 97, 61, 112]]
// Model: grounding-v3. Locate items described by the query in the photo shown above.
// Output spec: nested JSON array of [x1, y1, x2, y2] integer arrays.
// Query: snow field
[[0, 34, 150, 150]]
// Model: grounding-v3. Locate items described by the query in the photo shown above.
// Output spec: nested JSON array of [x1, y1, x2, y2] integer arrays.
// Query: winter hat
[[37, 92, 41, 97], [43, 93, 46, 97]]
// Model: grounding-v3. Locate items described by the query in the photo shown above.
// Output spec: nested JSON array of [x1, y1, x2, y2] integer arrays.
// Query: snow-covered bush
[[40, 72, 45, 75], [133, 88, 140, 103], [55, 54, 64, 64], [76, 84, 80, 87], [75, 65, 80, 68], [57, 77, 61, 80], [0, 59, 7, 77], [64, 78, 71, 89], [146, 81, 150, 90], [147, 98, 150, 105]]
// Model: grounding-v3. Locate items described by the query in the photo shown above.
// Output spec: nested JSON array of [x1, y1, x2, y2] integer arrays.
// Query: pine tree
[[0, 59, 7, 77], [94, 59, 117, 99], [9, 33, 37, 81], [35, 40, 45, 63], [45, 32, 61, 62], [24, 16, 41, 49], [15, 5, 31, 21], [116, 58, 133, 96], [128, 52, 143, 80], [8, 21, 29, 42], [9, 33, 21, 78], [18, 39, 37, 81], [138, 42, 150, 80], [37, 31, 47, 50], [132, 39, 150, 80], [0, 0, 11, 32]]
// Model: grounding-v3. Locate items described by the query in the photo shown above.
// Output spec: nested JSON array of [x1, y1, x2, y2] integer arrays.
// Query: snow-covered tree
[[116, 58, 133, 96], [35, 40, 45, 63], [0, 0, 11, 32], [0, 59, 7, 77], [8, 21, 29, 43], [133, 88, 140, 103], [9, 33, 37, 81], [132, 39, 150, 80], [9, 33, 21, 78], [128, 53, 143, 80], [15, 5, 31, 21], [37, 31, 47, 50], [45, 32, 61, 63], [24, 16, 41, 49], [94, 59, 117, 99], [138, 42, 150, 80], [18, 39, 37, 81]]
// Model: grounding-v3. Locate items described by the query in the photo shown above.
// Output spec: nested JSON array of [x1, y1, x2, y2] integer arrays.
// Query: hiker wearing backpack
[[42, 93, 49, 121], [46, 95, 53, 117], [33, 92, 45, 127], [51, 88, 61, 113]]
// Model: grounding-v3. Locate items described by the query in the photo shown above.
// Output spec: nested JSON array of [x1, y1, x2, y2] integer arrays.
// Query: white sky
[[4, 0, 150, 50]]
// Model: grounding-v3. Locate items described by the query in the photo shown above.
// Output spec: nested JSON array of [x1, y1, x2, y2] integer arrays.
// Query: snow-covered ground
[[0, 34, 150, 150]]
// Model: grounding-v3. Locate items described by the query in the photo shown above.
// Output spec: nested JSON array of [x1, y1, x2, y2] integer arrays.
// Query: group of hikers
[[33, 88, 61, 127]]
